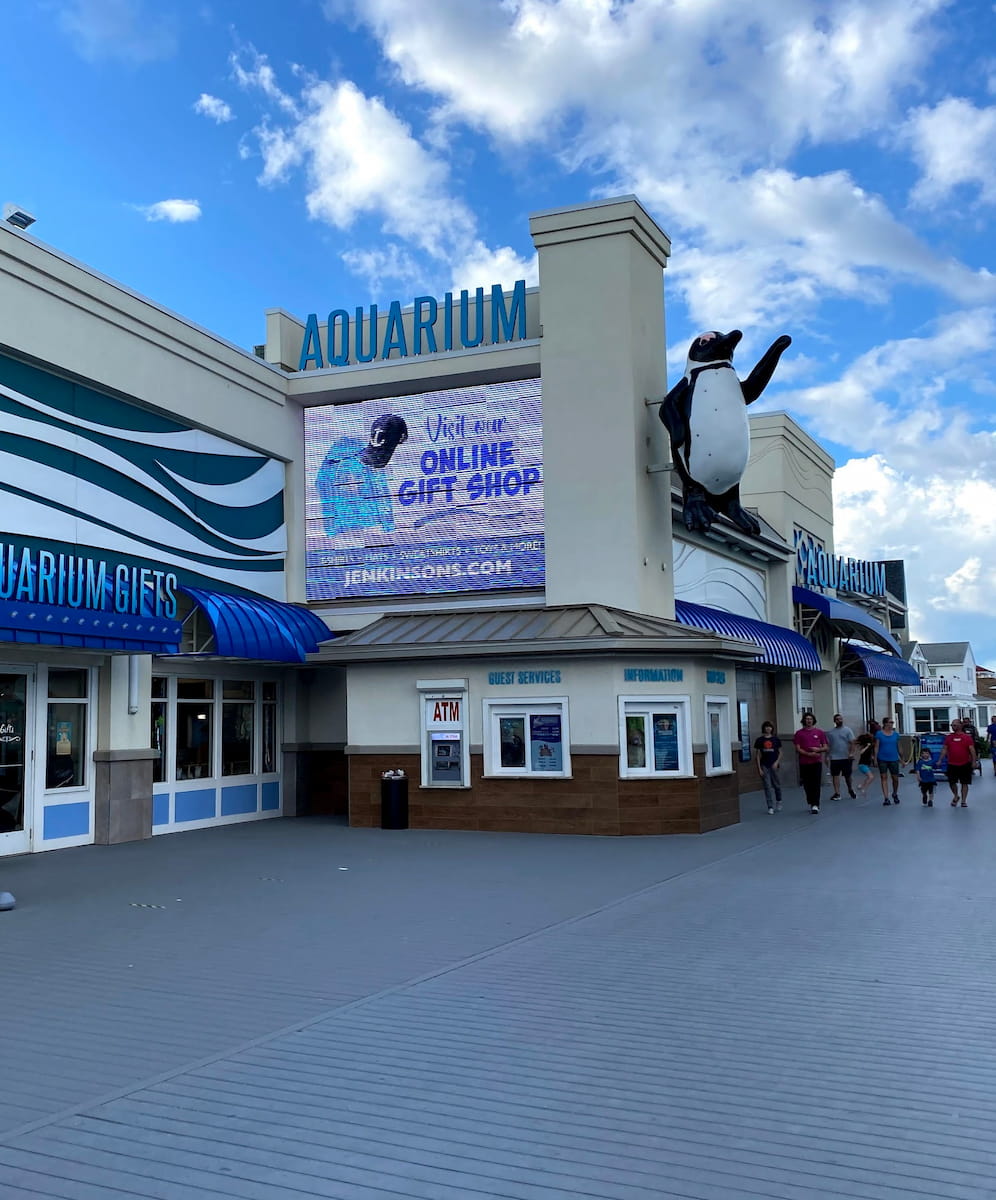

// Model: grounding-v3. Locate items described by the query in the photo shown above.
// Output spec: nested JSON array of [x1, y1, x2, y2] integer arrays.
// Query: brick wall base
[[347, 753, 739, 835]]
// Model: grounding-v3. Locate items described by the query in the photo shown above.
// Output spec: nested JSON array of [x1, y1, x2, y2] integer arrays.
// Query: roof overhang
[[841, 644, 921, 687], [674, 600, 822, 671], [793, 585, 902, 656]]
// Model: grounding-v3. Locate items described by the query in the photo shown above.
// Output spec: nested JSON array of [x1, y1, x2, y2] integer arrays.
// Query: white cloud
[[231, 48, 301, 117], [833, 456, 996, 662], [449, 242, 537, 293], [194, 93, 234, 124], [905, 97, 996, 207], [58, 0, 177, 63], [137, 199, 202, 223], [777, 309, 996, 472], [333, 0, 986, 330], [234, 51, 528, 294]]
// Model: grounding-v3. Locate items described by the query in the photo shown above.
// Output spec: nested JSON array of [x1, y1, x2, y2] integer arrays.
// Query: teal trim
[[0, 428, 282, 553], [0, 352, 192, 434]]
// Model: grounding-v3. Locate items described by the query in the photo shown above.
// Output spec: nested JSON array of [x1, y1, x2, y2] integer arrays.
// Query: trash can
[[380, 775, 409, 830]]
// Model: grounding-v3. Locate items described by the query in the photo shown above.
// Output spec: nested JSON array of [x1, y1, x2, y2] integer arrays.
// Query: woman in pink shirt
[[794, 713, 830, 814]]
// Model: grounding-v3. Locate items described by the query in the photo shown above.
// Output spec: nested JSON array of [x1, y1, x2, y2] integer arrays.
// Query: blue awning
[[0, 598, 181, 652], [674, 600, 822, 671], [793, 585, 902, 655], [842, 644, 921, 687], [181, 587, 333, 663]]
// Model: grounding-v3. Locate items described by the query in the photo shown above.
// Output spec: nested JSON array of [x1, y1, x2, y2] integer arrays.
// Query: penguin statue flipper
[[741, 335, 792, 404]]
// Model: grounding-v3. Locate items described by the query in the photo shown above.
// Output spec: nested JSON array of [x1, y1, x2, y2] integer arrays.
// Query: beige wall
[[530, 197, 675, 618], [344, 654, 737, 752]]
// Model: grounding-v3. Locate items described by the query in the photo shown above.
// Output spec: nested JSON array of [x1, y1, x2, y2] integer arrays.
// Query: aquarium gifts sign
[[0, 540, 179, 618], [304, 378, 544, 600]]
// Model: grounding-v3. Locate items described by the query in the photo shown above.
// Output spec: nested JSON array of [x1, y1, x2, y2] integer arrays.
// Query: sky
[[2, 0, 995, 667]]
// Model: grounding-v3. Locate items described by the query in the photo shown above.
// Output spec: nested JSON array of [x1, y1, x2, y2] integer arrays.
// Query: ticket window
[[418, 680, 470, 788]]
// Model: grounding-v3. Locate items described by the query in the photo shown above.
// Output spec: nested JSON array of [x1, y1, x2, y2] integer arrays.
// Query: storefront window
[[262, 682, 278, 774], [222, 681, 255, 777], [151, 676, 168, 784], [619, 697, 690, 778], [46, 668, 88, 789], [176, 678, 213, 780], [484, 700, 570, 777], [705, 697, 732, 775], [913, 707, 950, 732]]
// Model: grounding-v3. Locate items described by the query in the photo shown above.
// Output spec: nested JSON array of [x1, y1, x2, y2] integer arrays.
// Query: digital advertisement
[[304, 379, 544, 600]]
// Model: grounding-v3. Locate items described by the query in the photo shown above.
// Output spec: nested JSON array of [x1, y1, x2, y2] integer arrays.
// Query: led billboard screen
[[304, 378, 543, 600]]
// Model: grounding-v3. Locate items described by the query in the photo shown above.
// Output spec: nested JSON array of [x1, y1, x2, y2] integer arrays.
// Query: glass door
[[0, 672, 32, 856]]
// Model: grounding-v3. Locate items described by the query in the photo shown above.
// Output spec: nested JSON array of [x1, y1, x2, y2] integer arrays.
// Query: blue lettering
[[163, 573, 178, 619], [459, 287, 484, 348], [443, 291, 454, 352], [491, 280, 527, 343], [38, 550, 56, 605], [66, 557, 84, 607], [15, 547, 34, 601], [413, 295, 438, 355], [86, 560, 106, 609], [381, 300, 408, 359], [298, 313, 324, 371], [354, 304, 378, 363], [328, 310, 350, 366]]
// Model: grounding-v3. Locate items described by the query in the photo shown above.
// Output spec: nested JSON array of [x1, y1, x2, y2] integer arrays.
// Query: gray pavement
[[2, 768, 996, 1198]]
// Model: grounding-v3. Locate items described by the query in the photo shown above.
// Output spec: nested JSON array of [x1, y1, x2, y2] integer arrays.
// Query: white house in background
[[901, 642, 989, 732]]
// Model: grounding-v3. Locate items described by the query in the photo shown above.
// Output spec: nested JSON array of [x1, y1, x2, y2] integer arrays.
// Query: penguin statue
[[660, 329, 791, 536]]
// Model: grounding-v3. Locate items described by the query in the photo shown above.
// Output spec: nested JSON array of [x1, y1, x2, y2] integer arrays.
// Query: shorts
[[830, 758, 853, 778], [877, 760, 900, 777], [947, 762, 974, 786], [919, 781, 934, 794], [857, 764, 871, 776]]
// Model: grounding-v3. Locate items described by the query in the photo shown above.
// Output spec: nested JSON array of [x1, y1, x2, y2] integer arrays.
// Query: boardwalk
[[2, 774, 996, 1198]]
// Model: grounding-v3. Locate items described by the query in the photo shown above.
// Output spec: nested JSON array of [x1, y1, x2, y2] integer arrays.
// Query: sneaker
[[893, 795, 900, 805], [922, 796, 928, 805], [767, 807, 775, 815], [848, 790, 857, 799], [883, 799, 891, 806], [928, 799, 933, 806], [961, 802, 968, 808], [810, 805, 819, 814], [831, 793, 840, 801], [775, 802, 782, 812], [950, 798, 958, 807]]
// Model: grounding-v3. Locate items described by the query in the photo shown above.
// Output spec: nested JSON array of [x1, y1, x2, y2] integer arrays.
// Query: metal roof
[[917, 642, 971, 664], [315, 603, 762, 663], [841, 645, 922, 687]]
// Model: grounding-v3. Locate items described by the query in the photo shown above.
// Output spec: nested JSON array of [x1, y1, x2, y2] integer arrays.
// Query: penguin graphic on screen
[[315, 414, 408, 538], [661, 330, 791, 535]]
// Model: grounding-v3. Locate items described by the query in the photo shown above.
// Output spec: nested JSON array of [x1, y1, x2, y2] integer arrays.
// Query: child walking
[[915, 749, 935, 807]]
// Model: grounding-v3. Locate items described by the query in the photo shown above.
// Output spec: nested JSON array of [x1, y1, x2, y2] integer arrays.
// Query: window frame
[[618, 695, 693, 780], [704, 694, 733, 776], [44, 666, 94, 794], [483, 696, 571, 779]]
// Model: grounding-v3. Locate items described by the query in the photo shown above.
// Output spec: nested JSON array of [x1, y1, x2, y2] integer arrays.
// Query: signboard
[[529, 714, 563, 773], [298, 281, 527, 371], [794, 530, 886, 598], [305, 379, 544, 600], [652, 713, 680, 771]]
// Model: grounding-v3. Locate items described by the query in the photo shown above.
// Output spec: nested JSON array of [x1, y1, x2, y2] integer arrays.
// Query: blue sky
[[3, 0, 996, 667]]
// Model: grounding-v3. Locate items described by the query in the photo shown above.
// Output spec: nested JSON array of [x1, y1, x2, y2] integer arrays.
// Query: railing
[[904, 678, 976, 698]]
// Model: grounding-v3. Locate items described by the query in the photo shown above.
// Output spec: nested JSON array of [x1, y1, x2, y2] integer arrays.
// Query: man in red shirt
[[938, 719, 978, 807]]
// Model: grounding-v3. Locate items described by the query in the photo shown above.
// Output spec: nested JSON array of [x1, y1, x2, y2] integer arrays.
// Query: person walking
[[753, 720, 783, 814], [938, 718, 978, 807], [915, 749, 936, 806], [827, 714, 857, 800], [852, 722, 877, 798], [794, 712, 830, 814], [987, 715, 996, 776], [874, 716, 902, 805]]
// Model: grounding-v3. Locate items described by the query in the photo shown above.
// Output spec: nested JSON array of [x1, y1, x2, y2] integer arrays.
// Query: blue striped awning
[[674, 600, 821, 671], [842, 644, 921, 687], [181, 588, 333, 663], [793, 585, 902, 655]]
